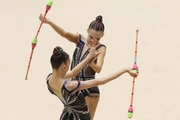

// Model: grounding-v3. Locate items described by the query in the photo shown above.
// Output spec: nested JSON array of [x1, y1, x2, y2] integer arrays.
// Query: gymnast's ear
[[62, 64, 66, 70], [101, 32, 104, 37]]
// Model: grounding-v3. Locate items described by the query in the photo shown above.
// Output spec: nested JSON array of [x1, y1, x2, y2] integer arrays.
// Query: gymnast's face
[[87, 29, 104, 47]]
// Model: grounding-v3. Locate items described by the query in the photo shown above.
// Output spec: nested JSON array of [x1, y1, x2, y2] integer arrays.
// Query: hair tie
[[53, 47, 64, 56], [59, 48, 63, 54]]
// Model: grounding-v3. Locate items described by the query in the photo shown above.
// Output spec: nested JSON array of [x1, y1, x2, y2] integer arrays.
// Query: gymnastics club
[[128, 30, 139, 119], [25, 0, 53, 80]]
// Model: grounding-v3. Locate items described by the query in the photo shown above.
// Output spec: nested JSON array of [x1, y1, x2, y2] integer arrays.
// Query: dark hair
[[88, 15, 105, 32], [50, 46, 69, 70]]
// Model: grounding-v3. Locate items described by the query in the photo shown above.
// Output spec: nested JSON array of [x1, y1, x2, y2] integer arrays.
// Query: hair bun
[[53, 46, 63, 56], [96, 15, 103, 22]]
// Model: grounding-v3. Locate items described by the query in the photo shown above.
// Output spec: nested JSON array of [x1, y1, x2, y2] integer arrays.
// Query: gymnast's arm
[[39, 14, 79, 45], [88, 46, 106, 73], [80, 67, 138, 90]]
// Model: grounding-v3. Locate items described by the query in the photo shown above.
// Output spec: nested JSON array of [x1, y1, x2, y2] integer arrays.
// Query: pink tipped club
[[127, 30, 139, 119], [25, 1, 53, 80]]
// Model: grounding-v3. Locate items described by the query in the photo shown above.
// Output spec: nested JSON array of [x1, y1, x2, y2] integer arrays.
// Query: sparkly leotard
[[46, 73, 90, 120], [71, 34, 106, 97]]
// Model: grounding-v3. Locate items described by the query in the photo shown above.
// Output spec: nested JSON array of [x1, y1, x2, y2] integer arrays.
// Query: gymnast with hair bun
[[46, 45, 138, 120]]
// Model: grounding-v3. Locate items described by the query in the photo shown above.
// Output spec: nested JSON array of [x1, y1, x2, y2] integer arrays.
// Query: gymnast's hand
[[86, 43, 100, 60], [39, 14, 51, 24], [126, 67, 139, 78]]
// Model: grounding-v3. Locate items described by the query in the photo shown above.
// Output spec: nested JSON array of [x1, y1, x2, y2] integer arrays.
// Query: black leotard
[[46, 73, 91, 120], [71, 34, 106, 97]]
